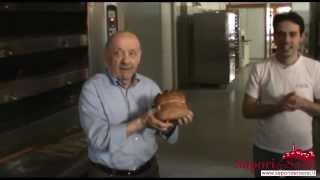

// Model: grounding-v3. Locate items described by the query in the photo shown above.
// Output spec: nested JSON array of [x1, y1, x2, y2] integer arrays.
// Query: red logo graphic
[[234, 145, 316, 172], [281, 144, 315, 170]]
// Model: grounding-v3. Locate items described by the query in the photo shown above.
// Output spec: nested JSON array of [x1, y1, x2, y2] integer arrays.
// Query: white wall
[[291, 3, 310, 31], [119, 3, 163, 88], [292, 2, 310, 54], [161, 3, 174, 90], [119, 2, 175, 90], [172, 3, 181, 89], [200, 2, 226, 11], [239, 8, 266, 60]]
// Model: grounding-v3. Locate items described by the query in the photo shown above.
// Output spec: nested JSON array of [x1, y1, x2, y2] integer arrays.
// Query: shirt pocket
[[295, 84, 313, 101]]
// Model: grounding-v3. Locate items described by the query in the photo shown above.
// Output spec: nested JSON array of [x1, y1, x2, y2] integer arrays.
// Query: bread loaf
[[153, 90, 189, 121]]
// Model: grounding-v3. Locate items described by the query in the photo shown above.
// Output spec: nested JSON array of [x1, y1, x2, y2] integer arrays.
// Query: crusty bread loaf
[[153, 90, 190, 121]]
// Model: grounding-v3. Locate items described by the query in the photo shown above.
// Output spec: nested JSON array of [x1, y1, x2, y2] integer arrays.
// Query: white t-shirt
[[246, 54, 320, 153]]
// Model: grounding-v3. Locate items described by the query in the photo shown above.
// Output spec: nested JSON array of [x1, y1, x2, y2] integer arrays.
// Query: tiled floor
[[157, 65, 256, 177]]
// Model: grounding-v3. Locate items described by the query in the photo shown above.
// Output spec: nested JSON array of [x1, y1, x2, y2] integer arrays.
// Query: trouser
[[253, 145, 316, 178], [87, 156, 160, 178]]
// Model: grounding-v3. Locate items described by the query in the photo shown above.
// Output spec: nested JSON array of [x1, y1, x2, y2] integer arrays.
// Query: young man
[[242, 12, 320, 177], [79, 31, 193, 177]]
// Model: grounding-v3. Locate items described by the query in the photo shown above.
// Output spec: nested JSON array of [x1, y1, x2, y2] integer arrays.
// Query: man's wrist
[[300, 97, 309, 110], [269, 103, 283, 114], [127, 117, 146, 137], [136, 117, 147, 130], [300, 98, 314, 113]]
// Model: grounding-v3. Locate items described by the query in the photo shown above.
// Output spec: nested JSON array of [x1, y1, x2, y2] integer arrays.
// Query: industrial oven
[[0, 2, 90, 177], [178, 10, 240, 88]]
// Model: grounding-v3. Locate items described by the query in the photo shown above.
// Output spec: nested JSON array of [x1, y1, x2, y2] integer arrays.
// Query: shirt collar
[[105, 68, 141, 87], [272, 53, 302, 69]]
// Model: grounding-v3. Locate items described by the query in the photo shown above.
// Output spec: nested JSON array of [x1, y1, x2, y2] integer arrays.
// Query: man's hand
[[141, 109, 174, 132], [278, 92, 320, 117], [279, 92, 307, 112], [177, 110, 194, 126], [278, 92, 297, 111], [127, 109, 173, 137]]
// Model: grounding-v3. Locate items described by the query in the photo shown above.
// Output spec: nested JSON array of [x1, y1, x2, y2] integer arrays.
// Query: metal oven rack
[[0, 2, 89, 177]]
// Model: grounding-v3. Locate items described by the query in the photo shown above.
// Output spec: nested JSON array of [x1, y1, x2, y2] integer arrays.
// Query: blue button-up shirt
[[79, 70, 178, 170]]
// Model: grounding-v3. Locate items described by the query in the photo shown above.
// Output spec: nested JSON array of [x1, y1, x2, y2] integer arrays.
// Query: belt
[[91, 155, 157, 176]]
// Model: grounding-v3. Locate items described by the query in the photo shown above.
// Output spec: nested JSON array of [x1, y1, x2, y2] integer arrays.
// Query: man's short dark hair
[[273, 11, 305, 34]]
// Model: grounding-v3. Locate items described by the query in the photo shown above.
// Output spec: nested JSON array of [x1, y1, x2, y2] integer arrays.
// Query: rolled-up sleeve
[[160, 126, 179, 144], [108, 124, 127, 152], [79, 82, 127, 151]]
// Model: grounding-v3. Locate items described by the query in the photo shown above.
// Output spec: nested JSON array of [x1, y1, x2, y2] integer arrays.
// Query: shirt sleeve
[[159, 125, 179, 144], [246, 64, 261, 99], [79, 82, 127, 152], [150, 82, 162, 101]]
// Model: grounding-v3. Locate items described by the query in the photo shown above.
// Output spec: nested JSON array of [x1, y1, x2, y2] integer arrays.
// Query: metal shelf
[[0, 3, 86, 13], [0, 114, 88, 177], [0, 34, 88, 59], [0, 47, 88, 82], [0, 11, 87, 37], [0, 68, 88, 104]]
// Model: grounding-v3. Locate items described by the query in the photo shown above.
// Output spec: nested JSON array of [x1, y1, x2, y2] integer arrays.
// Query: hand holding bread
[[153, 90, 193, 125]]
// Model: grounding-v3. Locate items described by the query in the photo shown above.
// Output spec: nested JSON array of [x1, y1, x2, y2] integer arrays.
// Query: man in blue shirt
[[79, 31, 193, 177]]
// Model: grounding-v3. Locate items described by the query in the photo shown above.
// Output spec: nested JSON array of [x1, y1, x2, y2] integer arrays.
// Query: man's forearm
[[244, 104, 282, 119], [126, 117, 146, 137], [301, 100, 320, 118]]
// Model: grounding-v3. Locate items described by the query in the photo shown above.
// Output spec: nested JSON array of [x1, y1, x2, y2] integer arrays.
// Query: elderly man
[[242, 12, 320, 177], [79, 31, 193, 177]]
